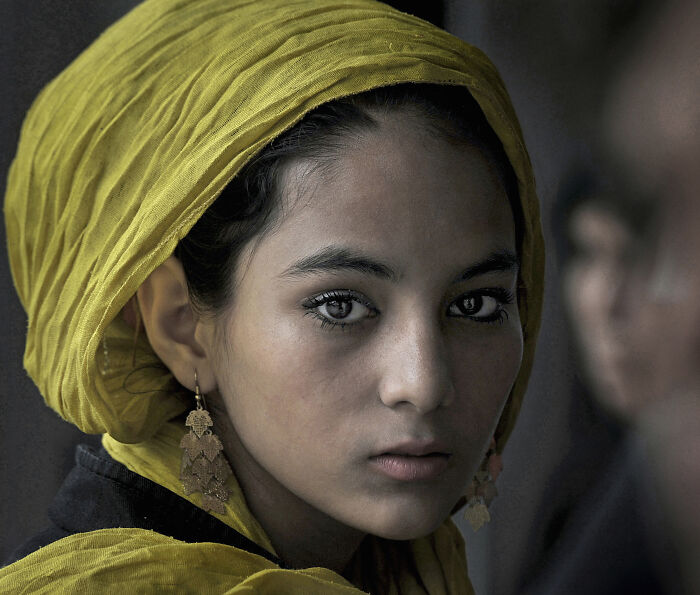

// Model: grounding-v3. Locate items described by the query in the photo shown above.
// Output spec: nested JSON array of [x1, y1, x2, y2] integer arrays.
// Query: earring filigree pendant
[[179, 373, 232, 514], [464, 439, 502, 531]]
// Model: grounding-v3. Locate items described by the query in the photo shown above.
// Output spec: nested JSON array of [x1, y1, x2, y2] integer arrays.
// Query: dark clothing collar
[[5, 444, 284, 567]]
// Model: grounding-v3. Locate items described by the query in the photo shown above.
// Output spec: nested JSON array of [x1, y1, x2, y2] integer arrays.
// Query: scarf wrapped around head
[[5, 0, 543, 448]]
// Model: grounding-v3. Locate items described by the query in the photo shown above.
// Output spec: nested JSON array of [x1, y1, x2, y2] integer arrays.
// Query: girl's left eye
[[303, 290, 377, 329], [447, 289, 514, 323]]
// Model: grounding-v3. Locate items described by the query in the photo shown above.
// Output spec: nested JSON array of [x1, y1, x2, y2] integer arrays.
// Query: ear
[[137, 256, 218, 393]]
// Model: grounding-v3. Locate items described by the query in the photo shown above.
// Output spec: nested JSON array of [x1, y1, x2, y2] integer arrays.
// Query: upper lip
[[374, 439, 451, 457]]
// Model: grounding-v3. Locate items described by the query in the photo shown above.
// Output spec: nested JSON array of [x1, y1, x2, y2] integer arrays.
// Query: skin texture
[[139, 112, 523, 573]]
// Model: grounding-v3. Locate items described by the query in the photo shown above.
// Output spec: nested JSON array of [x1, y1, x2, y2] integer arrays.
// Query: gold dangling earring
[[464, 438, 503, 531], [179, 370, 232, 514]]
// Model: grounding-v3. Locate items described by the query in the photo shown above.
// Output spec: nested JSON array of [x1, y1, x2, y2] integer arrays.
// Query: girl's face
[[205, 114, 522, 541]]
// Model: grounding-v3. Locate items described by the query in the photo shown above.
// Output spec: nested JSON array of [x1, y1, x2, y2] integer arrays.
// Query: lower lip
[[369, 454, 450, 481]]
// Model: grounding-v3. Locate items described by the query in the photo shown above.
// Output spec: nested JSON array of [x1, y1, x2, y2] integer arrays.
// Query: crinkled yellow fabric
[[0, 527, 469, 594], [3, 0, 543, 592], [0, 529, 363, 594]]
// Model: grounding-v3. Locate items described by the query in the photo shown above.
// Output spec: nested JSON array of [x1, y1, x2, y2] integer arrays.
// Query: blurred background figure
[[534, 0, 700, 592], [531, 0, 700, 591], [603, 0, 700, 591], [513, 0, 700, 589], [557, 172, 639, 416], [605, 0, 700, 412], [516, 170, 672, 594]]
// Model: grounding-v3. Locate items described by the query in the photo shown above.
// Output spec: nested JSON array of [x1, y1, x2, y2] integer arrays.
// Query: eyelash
[[302, 290, 378, 331], [447, 287, 514, 325], [302, 287, 515, 331]]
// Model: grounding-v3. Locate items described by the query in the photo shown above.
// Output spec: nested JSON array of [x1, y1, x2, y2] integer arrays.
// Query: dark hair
[[175, 83, 520, 314]]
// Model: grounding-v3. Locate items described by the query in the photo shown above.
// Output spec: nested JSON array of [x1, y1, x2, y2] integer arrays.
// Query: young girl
[[1, 0, 543, 592]]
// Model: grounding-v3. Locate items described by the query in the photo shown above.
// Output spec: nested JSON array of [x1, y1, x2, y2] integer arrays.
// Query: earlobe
[[136, 256, 217, 393]]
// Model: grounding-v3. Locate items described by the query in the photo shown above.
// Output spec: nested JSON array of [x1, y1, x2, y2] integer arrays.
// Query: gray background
[[0, 1, 651, 593]]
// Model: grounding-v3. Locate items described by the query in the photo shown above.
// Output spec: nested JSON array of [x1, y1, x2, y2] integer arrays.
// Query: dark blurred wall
[[387, 1, 444, 27]]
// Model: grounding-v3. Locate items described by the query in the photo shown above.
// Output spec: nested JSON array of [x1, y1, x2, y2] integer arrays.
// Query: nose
[[378, 315, 455, 414]]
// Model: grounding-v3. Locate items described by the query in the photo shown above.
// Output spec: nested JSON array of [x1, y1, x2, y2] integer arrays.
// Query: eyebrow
[[281, 246, 397, 281], [280, 245, 519, 283], [454, 249, 520, 282]]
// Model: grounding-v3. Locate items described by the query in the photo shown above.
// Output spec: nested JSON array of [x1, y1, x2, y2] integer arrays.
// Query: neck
[[248, 475, 366, 573], [216, 418, 366, 573]]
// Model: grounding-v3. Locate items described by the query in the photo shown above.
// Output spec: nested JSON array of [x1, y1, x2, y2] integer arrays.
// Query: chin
[[370, 516, 447, 541], [359, 496, 454, 541]]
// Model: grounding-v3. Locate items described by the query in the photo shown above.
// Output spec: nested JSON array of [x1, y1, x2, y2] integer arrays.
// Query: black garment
[[519, 432, 677, 595], [4, 444, 284, 568]]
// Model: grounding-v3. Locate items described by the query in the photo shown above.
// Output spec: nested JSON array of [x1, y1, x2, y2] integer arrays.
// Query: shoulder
[[3, 525, 71, 567], [2, 445, 364, 593], [0, 529, 261, 592], [7, 443, 280, 565]]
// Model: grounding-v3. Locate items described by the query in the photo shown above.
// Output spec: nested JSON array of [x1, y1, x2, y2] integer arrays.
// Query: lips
[[370, 453, 450, 481], [369, 440, 452, 481], [374, 439, 451, 458]]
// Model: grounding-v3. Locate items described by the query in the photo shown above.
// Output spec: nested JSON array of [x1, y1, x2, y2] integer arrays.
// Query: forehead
[[251, 115, 516, 277]]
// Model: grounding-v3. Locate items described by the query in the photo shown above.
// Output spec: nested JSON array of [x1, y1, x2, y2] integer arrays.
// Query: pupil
[[460, 295, 482, 315], [326, 299, 352, 319]]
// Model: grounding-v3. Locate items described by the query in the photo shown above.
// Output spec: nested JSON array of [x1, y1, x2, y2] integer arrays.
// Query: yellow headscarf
[[3, 0, 543, 592]]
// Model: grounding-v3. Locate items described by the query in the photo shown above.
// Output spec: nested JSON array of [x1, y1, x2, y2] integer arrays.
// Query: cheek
[[564, 265, 591, 335], [448, 324, 523, 435], [215, 310, 367, 449], [566, 263, 605, 325], [635, 299, 700, 397]]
